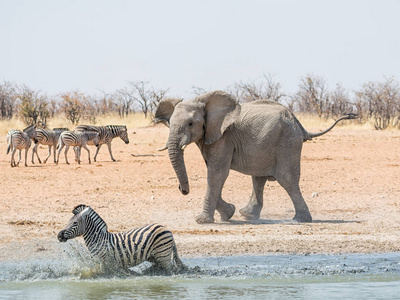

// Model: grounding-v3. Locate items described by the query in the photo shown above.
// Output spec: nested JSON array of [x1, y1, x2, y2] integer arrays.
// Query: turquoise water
[[0, 241, 399, 299]]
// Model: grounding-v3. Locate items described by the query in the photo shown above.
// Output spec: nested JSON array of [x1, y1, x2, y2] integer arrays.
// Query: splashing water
[[0, 238, 102, 282]]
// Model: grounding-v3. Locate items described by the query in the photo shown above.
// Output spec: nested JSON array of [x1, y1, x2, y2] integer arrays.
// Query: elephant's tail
[[301, 113, 358, 142]]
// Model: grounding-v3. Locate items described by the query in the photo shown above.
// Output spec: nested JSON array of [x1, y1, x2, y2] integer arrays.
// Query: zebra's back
[[35, 129, 60, 145], [113, 224, 174, 268], [59, 131, 99, 146], [75, 124, 128, 144], [7, 130, 31, 150]]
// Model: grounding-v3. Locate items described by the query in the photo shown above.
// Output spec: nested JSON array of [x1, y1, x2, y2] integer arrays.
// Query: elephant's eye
[[188, 122, 193, 127]]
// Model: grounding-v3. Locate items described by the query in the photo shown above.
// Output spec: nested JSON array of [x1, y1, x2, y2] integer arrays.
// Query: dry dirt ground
[[0, 124, 399, 258]]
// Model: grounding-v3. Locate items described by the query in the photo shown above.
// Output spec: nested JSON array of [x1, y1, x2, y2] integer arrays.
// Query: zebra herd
[[5, 124, 129, 167]]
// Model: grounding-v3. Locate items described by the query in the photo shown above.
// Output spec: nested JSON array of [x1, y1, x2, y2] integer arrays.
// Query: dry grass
[[0, 113, 153, 135], [1, 112, 396, 136]]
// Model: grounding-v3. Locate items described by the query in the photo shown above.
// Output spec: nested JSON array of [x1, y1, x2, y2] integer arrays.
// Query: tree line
[[1, 75, 399, 130]]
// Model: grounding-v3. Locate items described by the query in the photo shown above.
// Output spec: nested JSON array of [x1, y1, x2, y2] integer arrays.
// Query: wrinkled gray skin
[[155, 90, 355, 224]]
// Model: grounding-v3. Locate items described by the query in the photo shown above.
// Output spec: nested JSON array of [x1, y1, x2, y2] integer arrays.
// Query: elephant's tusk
[[181, 144, 187, 150], [158, 145, 168, 151]]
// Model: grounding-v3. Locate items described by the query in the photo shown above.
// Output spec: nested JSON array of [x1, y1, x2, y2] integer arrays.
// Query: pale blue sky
[[1, 0, 399, 98]]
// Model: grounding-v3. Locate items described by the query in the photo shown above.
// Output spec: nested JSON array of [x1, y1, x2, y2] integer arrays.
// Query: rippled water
[[0, 240, 399, 299]]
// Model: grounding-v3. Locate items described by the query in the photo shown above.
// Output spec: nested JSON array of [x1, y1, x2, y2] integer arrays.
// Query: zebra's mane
[[105, 125, 127, 131], [73, 205, 108, 232], [72, 204, 88, 214]]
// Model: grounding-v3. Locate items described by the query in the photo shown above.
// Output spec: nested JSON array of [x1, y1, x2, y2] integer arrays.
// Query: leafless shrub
[[291, 74, 330, 117], [17, 85, 50, 127], [0, 81, 17, 120], [90, 91, 117, 116], [230, 73, 286, 103], [355, 77, 400, 129], [128, 81, 169, 118], [326, 83, 354, 118], [191, 86, 209, 96], [113, 87, 135, 117], [59, 91, 87, 125]]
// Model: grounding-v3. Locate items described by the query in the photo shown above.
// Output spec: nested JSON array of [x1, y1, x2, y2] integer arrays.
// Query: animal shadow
[[222, 219, 360, 226]]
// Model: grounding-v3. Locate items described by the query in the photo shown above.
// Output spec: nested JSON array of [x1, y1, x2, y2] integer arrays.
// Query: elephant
[[155, 90, 356, 224]]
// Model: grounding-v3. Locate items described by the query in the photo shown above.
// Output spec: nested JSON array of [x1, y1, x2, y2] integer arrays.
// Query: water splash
[[0, 238, 100, 282], [1, 238, 400, 283]]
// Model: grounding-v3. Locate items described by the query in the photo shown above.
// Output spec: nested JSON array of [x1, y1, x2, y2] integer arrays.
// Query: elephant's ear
[[196, 90, 241, 145], [155, 98, 183, 127]]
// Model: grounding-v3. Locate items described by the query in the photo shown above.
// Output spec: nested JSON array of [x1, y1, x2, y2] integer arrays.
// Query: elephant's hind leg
[[216, 198, 235, 222], [239, 176, 267, 220], [276, 169, 312, 223]]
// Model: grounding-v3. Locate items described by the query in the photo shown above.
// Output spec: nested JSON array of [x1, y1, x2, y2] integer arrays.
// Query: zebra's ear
[[72, 204, 88, 215]]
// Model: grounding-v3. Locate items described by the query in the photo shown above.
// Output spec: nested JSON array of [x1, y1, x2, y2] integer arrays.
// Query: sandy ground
[[0, 124, 399, 258]]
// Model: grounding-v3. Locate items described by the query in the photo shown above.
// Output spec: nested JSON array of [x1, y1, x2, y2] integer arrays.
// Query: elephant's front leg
[[239, 176, 267, 220], [196, 165, 231, 224]]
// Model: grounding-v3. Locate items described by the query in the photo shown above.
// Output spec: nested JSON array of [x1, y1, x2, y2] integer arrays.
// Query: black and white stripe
[[74, 125, 129, 162], [32, 128, 69, 164], [6, 125, 36, 167], [56, 131, 100, 164], [58, 205, 185, 273]]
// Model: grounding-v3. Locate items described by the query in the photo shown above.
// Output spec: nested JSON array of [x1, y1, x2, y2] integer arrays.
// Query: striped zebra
[[56, 131, 100, 164], [74, 125, 129, 162], [32, 128, 69, 164], [6, 125, 36, 167], [58, 204, 185, 274]]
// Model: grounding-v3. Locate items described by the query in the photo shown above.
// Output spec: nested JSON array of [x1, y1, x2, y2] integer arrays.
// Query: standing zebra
[[6, 125, 36, 167], [56, 131, 100, 164], [32, 128, 69, 164], [74, 125, 129, 162], [58, 204, 185, 274]]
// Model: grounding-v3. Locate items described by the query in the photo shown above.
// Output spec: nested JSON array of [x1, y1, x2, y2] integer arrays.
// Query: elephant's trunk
[[168, 142, 190, 195]]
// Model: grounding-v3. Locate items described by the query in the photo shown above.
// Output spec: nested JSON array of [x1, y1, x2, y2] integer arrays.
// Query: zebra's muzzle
[[57, 230, 68, 242]]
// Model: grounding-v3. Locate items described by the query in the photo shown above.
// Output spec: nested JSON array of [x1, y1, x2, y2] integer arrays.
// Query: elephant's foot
[[195, 212, 214, 224], [218, 203, 235, 222], [293, 211, 312, 223], [239, 205, 261, 220]]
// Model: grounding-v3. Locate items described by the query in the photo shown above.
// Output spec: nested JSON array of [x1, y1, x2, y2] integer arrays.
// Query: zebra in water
[[58, 204, 186, 274], [6, 125, 36, 167], [56, 131, 100, 164], [74, 125, 129, 162], [32, 128, 69, 164]]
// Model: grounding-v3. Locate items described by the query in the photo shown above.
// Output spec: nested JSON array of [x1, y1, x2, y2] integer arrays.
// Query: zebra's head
[[92, 132, 101, 147], [107, 125, 129, 144], [120, 126, 129, 144], [58, 204, 91, 242]]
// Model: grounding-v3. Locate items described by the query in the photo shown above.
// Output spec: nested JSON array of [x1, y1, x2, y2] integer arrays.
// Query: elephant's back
[[238, 100, 300, 135]]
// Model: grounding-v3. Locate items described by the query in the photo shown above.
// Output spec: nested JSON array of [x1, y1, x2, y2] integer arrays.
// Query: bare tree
[[355, 77, 400, 129], [149, 87, 169, 116], [327, 83, 354, 118], [129, 81, 169, 118], [114, 87, 135, 117], [291, 74, 329, 117], [191, 86, 209, 96], [94, 91, 117, 115], [231, 73, 286, 103], [0, 81, 18, 119]]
